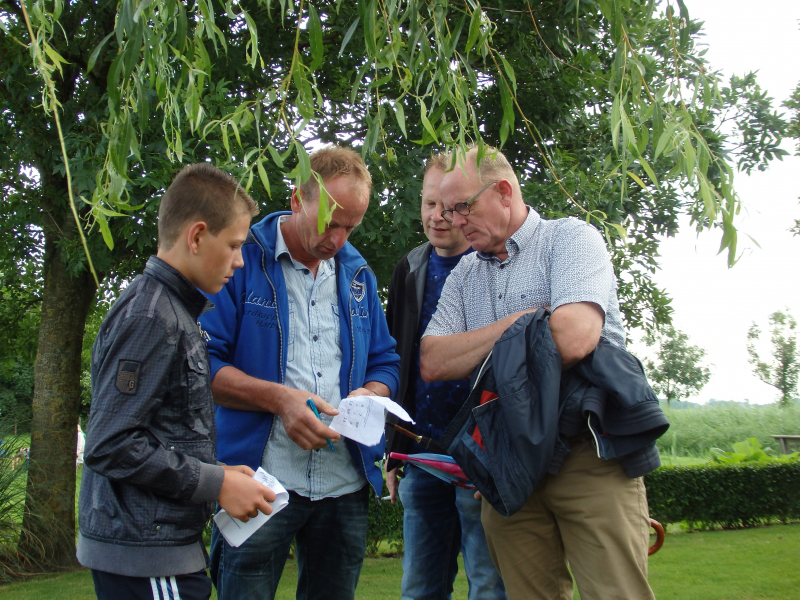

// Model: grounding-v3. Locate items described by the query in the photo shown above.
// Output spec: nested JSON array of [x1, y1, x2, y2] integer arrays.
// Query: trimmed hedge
[[366, 482, 404, 557], [645, 462, 800, 529], [367, 462, 800, 547]]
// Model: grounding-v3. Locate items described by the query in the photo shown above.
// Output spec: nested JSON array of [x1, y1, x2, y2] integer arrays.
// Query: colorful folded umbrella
[[389, 452, 475, 489]]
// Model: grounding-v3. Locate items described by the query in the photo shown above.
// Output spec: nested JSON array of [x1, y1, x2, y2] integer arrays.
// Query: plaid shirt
[[77, 256, 225, 577], [424, 208, 625, 348]]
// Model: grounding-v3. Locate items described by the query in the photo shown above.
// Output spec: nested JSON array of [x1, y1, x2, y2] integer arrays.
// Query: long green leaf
[[268, 144, 285, 169], [499, 54, 517, 95], [296, 141, 312, 184], [257, 158, 272, 199], [638, 156, 660, 188], [308, 4, 324, 71], [418, 99, 439, 144], [87, 31, 114, 75], [340, 19, 360, 57], [393, 100, 407, 138], [466, 4, 482, 54]]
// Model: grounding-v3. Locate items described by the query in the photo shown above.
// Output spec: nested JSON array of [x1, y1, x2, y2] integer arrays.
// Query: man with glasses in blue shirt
[[420, 145, 654, 600], [384, 152, 506, 600]]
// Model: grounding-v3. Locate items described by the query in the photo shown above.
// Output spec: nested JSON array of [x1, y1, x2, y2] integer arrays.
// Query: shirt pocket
[[287, 300, 296, 363]]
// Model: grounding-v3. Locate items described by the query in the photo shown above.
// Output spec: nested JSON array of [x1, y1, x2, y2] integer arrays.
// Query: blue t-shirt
[[411, 246, 475, 444]]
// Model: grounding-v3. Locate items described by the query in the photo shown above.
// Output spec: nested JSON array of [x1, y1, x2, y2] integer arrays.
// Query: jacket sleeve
[[383, 257, 412, 464], [384, 257, 406, 340], [84, 315, 223, 503], [363, 271, 401, 399]]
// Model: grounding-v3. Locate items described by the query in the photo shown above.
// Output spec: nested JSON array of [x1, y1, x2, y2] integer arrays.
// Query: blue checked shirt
[[261, 217, 365, 499]]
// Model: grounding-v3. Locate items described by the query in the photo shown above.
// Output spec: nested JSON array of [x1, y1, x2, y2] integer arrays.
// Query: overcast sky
[[629, 0, 800, 404]]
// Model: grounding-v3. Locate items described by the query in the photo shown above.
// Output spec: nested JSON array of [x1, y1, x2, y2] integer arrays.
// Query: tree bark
[[18, 231, 96, 569]]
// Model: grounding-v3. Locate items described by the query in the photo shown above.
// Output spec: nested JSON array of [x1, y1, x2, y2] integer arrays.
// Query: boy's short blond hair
[[158, 163, 258, 250], [298, 145, 372, 204]]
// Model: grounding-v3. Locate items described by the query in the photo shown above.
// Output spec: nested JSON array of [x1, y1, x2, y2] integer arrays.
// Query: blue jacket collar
[[249, 211, 368, 275]]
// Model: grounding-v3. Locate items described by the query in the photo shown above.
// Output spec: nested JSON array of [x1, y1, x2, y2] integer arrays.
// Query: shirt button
[[311, 300, 316, 306], [498, 294, 503, 299], [317, 372, 322, 377], [169, 446, 175, 451], [313, 335, 318, 341], [156, 525, 161, 531], [303, 269, 310, 275], [499, 264, 505, 269]]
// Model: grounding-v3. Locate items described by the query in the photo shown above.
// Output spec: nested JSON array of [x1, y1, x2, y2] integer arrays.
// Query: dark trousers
[[210, 487, 369, 600], [91, 569, 212, 600]]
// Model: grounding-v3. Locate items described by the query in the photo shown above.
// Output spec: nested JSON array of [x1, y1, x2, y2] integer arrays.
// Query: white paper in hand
[[213, 468, 289, 548], [330, 395, 414, 446]]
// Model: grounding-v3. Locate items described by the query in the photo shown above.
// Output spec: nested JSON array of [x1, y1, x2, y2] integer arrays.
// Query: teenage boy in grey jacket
[[78, 164, 276, 600]]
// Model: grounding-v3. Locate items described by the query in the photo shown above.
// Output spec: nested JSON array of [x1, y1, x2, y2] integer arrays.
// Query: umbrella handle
[[648, 518, 665, 555]]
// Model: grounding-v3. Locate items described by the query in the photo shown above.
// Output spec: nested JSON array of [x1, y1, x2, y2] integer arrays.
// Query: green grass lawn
[[1, 524, 798, 599]]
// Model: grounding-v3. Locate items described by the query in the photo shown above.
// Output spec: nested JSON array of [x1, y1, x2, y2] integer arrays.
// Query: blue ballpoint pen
[[306, 398, 335, 451]]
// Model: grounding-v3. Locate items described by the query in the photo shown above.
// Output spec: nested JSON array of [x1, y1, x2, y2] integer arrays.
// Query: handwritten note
[[213, 468, 289, 548], [330, 395, 414, 446]]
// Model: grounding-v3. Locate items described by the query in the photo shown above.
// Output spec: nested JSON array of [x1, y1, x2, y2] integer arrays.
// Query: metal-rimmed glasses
[[440, 180, 498, 223]]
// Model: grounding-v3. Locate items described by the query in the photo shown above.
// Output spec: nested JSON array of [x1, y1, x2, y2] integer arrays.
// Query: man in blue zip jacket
[[199, 145, 400, 600]]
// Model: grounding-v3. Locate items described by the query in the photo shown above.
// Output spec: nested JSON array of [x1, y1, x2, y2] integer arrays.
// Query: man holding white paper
[[199, 146, 400, 600]]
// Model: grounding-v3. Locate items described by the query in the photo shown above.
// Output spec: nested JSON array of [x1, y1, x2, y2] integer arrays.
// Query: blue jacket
[[443, 309, 668, 517], [199, 212, 400, 496]]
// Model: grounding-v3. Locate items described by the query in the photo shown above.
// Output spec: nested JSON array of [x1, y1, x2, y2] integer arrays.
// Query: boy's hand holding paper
[[215, 468, 290, 547]]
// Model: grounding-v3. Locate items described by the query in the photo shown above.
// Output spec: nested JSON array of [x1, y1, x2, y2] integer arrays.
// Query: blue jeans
[[398, 465, 506, 600], [210, 487, 369, 600]]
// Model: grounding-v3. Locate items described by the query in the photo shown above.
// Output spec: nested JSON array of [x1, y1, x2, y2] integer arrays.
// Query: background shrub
[[645, 462, 800, 529], [366, 482, 404, 557]]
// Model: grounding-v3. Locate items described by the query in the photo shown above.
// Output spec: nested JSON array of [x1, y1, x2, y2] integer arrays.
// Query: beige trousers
[[482, 438, 655, 600]]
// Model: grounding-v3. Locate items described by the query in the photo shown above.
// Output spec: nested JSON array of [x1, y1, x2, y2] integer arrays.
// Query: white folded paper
[[213, 468, 289, 548], [330, 395, 414, 446]]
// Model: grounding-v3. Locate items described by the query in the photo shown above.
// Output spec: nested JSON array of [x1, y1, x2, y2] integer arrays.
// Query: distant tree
[[785, 80, 800, 236], [644, 326, 712, 406], [747, 310, 799, 407]]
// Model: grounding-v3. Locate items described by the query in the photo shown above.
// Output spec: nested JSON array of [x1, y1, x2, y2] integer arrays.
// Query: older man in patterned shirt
[[420, 145, 655, 600]]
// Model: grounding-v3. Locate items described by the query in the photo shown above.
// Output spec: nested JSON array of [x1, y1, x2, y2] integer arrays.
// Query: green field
[[1, 524, 798, 599]]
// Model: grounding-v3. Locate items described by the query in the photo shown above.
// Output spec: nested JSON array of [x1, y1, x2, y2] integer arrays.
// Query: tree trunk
[[18, 234, 96, 570]]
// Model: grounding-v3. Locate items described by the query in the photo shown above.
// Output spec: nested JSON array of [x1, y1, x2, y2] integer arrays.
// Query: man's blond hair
[[298, 145, 372, 204]]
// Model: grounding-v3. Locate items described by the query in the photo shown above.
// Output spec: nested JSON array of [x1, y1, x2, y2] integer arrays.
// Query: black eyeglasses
[[441, 180, 498, 223]]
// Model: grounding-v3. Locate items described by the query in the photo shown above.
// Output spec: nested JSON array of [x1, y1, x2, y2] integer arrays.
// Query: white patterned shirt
[[423, 208, 626, 349]]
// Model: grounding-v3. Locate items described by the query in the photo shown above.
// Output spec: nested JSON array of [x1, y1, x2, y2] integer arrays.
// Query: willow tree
[[0, 0, 788, 570]]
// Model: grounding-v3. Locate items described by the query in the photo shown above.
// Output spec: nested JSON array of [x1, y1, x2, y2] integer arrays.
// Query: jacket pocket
[[448, 387, 556, 518], [186, 347, 213, 411], [153, 495, 212, 538]]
